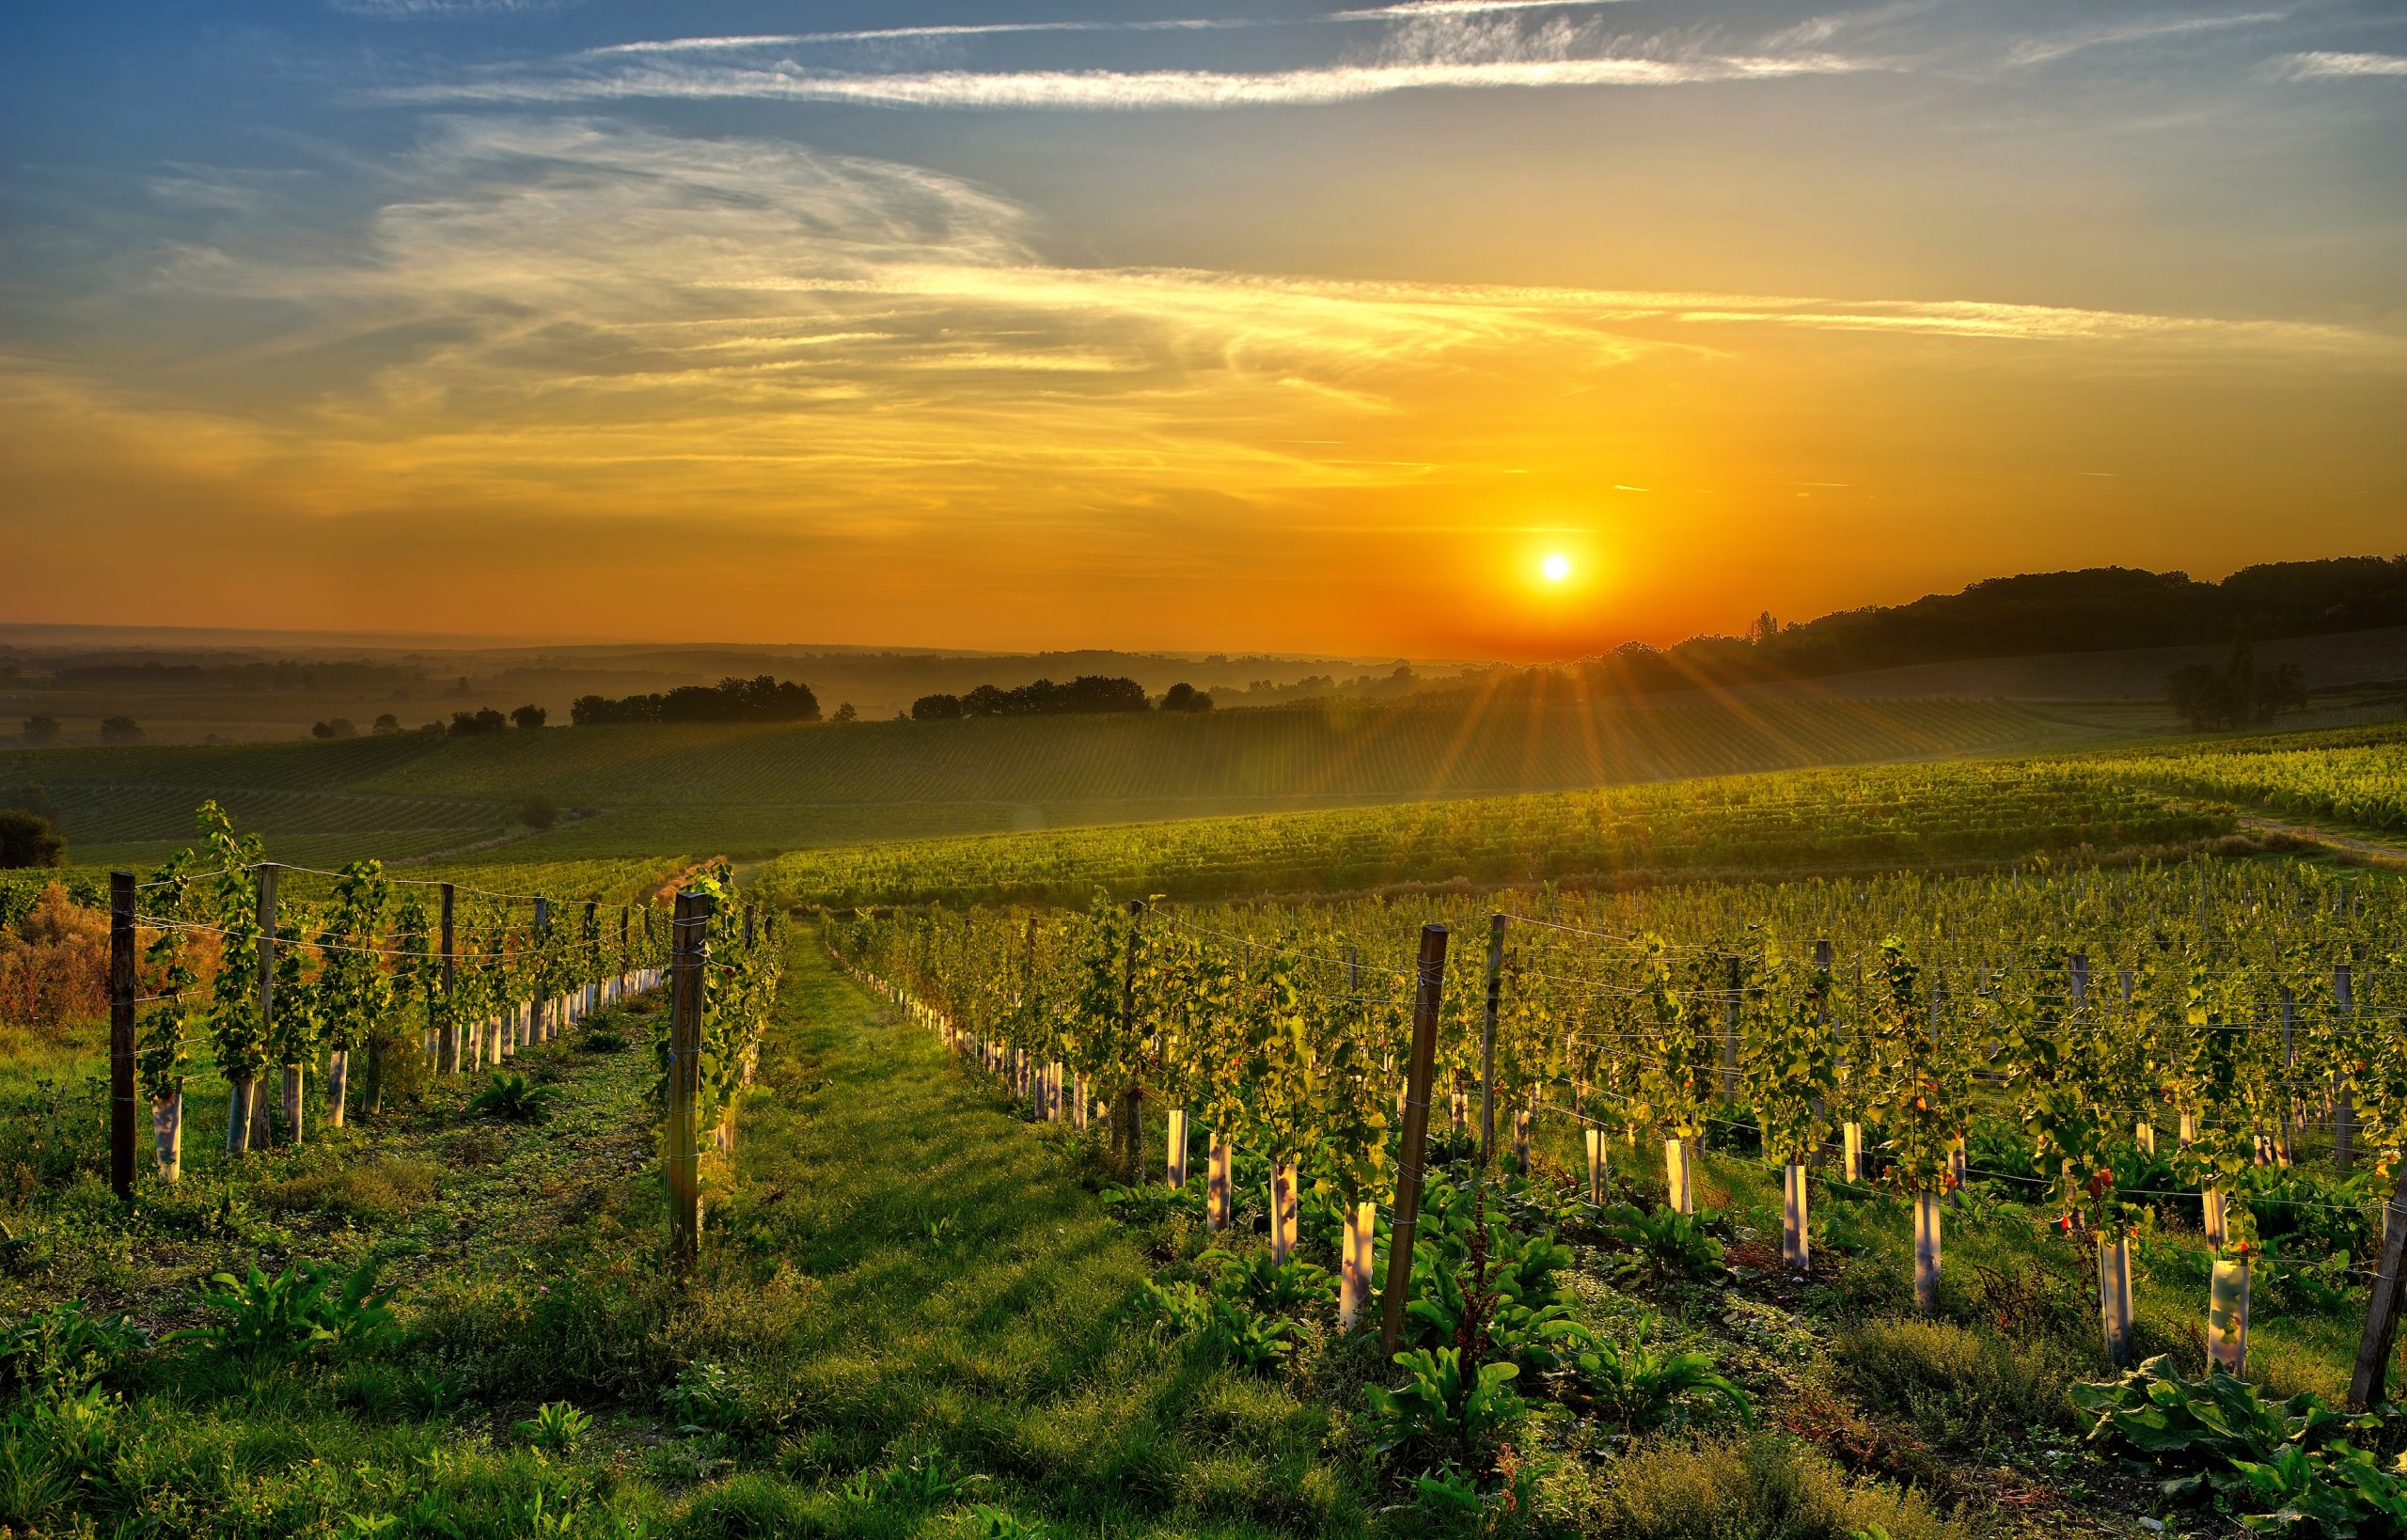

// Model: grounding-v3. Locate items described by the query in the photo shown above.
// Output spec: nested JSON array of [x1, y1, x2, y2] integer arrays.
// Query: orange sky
[[3, 4, 2402, 659]]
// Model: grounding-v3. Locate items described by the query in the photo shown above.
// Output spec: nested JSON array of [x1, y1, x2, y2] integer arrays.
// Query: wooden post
[[108, 871, 135, 1202], [1480, 912, 1503, 1166], [437, 883, 459, 1076], [1382, 922, 1449, 1356], [2350, 1158, 2407, 1406], [667, 889, 712, 1271], [1270, 1162, 1299, 1265], [620, 905, 632, 1002]]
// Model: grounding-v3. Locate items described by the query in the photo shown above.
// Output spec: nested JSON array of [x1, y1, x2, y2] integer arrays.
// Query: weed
[[169, 1258, 397, 1359], [470, 1072, 558, 1124], [517, 1399, 595, 1452]]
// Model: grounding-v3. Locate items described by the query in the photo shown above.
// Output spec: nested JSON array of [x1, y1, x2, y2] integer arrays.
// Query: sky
[[1, 1, 2402, 660]]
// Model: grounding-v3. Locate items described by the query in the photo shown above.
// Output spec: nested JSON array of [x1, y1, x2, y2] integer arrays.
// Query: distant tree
[[520, 794, 559, 831], [1748, 611, 1781, 647], [371, 714, 402, 735], [449, 708, 508, 736], [99, 715, 143, 744], [1, 782, 58, 825], [22, 715, 60, 744], [2165, 663, 2231, 731], [912, 693, 965, 720], [832, 701, 858, 723], [1159, 682, 1213, 713], [2166, 635, 2311, 731], [571, 676, 818, 726], [511, 704, 548, 730], [311, 717, 357, 740], [0, 810, 66, 870], [418, 721, 446, 735], [450, 676, 473, 698]]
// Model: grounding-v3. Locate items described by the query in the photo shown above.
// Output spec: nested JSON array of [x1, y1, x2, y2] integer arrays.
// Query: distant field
[[2040, 722, 2407, 831], [0, 694, 2103, 868], [752, 759, 2229, 909]]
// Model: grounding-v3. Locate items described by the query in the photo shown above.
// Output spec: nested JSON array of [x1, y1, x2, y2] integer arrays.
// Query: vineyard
[[755, 759, 2238, 909], [1, 693, 2109, 869], [2052, 725, 2407, 833], [8, 716, 2407, 1534]]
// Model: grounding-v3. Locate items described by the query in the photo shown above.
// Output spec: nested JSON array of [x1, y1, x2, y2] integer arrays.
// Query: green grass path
[[688, 935, 1362, 1537]]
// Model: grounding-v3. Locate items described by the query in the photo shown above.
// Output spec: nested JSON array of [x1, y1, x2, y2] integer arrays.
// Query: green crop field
[[1, 693, 2111, 871], [11, 694, 2407, 1540], [753, 757, 2234, 910]]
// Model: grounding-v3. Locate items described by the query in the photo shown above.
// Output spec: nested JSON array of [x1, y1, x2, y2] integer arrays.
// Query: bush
[[0, 813, 64, 871], [1834, 1317, 2085, 1451], [522, 794, 560, 831], [1593, 1432, 1964, 1540]]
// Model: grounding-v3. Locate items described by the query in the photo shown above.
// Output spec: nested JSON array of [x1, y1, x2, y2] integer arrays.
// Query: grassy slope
[[0, 937, 1359, 1537], [1, 695, 2101, 870]]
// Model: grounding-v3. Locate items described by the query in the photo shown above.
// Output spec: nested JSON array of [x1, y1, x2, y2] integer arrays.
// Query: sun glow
[[1541, 552, 1571, 583]]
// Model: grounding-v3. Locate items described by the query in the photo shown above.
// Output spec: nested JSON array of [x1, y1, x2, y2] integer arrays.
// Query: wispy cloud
[[2005, 9, 2288, 68], [382, 51, 1875, 111], [328, 0, 571, 17], [581, 20, 1254, 58], [1330, 0, 1633, 17], [2274, 50, 2407, 79]]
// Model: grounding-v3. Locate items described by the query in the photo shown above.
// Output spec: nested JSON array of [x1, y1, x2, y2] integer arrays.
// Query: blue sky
[[2, 1, 2402, 652]]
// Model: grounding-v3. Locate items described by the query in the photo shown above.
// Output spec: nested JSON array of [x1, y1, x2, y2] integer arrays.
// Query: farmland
[[3, 693, 2106, 870], [5, 703, 2407, 1538]]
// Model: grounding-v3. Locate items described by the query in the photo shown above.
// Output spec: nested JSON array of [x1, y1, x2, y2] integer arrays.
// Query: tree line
[[909, 676, 1212, 719], [570, 675, 822, 726]]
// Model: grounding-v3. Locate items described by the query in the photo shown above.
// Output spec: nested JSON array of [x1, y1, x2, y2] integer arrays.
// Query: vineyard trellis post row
[[667, 887, 713, 1272], [108, 869, 136, 1202], [437, 882, 459, 1076], [1480, 911, 1503, 1165], [1380, 920, 1449, 1356]]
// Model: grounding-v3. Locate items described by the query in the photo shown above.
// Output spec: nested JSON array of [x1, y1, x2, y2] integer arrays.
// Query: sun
[[1540, 553, 1571, 583]]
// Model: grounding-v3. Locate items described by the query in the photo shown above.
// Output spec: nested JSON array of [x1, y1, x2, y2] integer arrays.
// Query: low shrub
[[1834, 1317, 2085, 1451], [259, 1158, 441, 1223], [1592, 1431, 1965, 1540]]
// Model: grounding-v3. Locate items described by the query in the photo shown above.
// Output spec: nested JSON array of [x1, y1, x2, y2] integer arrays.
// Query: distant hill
[[0, 694, 2108, 870], [1430, 557, 2407, 703]]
